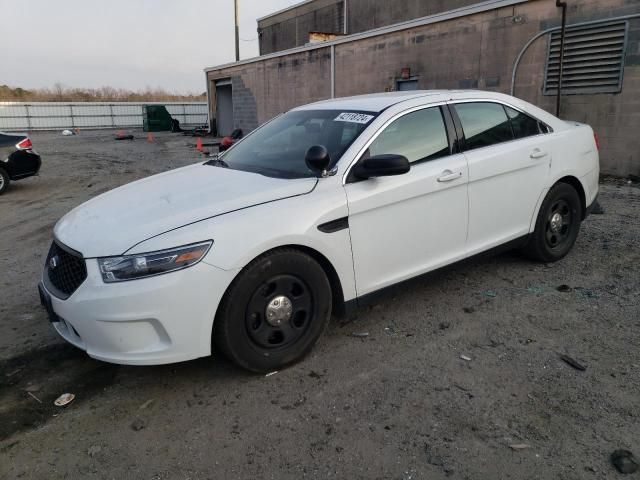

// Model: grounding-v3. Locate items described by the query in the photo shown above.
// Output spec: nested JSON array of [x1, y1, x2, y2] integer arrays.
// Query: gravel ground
[[0, 130, 638, 479]]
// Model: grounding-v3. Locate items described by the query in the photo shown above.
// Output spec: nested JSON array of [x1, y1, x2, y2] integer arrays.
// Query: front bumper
[[40, 258, 238, 365]]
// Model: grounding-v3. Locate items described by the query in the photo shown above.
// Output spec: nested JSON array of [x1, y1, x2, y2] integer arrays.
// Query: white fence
[[0, 102, 209, 131]]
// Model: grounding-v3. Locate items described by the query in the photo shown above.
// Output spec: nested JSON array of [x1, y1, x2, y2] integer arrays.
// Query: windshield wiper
[[204, 157, 229, 168]]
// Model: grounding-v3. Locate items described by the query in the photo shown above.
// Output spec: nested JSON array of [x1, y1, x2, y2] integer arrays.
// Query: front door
[[345, 106, 469, 296]]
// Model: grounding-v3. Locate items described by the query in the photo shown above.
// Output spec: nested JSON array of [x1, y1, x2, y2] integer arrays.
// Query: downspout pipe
[[555, 1, 567, 117], [343, 0, 348, 34]]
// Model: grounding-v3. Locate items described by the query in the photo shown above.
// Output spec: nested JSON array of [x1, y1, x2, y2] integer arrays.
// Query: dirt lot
[[0, 129, 638, 479]]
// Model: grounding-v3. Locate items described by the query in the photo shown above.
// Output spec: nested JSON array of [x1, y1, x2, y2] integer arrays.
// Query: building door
[[397, 79, 418, 91], [215, 79, 234, 136]]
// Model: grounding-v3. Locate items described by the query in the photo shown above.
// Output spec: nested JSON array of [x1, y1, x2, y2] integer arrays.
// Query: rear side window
[[505, 106, 542, 139], [368, 107, 449, 164], [454, 102, 513, 150]]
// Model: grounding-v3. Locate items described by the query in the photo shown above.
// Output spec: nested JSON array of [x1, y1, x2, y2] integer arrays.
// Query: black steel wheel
[[245, 274, 314, 350], [214, 249, 332, 372], [523, 182, 582, 262], [544, 198, 573, 249]]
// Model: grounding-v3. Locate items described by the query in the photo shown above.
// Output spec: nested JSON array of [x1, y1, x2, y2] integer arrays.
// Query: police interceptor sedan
[[39, 90, 600, 372]]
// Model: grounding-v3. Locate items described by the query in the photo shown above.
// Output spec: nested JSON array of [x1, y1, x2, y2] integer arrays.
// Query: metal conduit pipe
[[510, 13, 640, 98], [555, 1, 568, 117]]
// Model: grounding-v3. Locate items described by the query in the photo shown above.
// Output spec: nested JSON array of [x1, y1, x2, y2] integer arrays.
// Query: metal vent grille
[[544, 21, 628, 95]]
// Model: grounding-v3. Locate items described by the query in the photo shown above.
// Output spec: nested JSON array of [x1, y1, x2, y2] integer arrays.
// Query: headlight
[[98, 241, 212, 283]]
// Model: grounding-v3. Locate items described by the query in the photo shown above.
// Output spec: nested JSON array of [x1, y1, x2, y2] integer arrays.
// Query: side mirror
[[305, 145, 331, 176], [352, 154, 410, 180]]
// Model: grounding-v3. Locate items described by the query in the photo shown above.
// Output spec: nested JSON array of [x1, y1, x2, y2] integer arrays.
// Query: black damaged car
[[0, 132, 41, 194]]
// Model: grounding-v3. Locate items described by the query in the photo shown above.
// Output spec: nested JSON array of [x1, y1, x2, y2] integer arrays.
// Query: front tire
[[0, 168, 9, 195], [213, 249, 332, 372], [523, 182, 582, 262]]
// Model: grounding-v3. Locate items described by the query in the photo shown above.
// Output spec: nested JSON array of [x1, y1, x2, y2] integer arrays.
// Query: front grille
[[46, 241, 87, 298]]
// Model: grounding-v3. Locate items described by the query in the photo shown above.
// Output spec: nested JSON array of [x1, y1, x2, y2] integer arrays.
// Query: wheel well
[[279, 245, 346, 316], [556, 176, 586, 219], [216, 245, 347, 324]]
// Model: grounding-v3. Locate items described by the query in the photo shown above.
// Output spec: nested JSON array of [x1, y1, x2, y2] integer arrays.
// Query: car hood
[[54, 164, 317, 257]]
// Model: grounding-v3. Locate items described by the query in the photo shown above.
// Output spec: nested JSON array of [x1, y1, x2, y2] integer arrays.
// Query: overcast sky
[[0, 0, 299, 93]]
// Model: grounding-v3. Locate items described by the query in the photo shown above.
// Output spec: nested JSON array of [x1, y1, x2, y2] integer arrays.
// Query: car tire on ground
[[523, 182, 583, 263], [0, 168, 9, 195], [213, 248, 332, 372]]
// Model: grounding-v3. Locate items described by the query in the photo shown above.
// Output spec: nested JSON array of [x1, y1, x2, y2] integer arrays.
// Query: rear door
[[345, 105, 469, 295], [450, 101, 551, 255]]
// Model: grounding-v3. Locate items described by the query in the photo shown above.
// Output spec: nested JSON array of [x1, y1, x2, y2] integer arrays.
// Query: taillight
[[593, 132, 600, 151], [16, 138, 33, 150]]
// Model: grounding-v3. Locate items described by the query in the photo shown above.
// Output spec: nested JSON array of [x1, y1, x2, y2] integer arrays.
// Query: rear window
[[454, 102, 513, 150], [505, 106, 542, 139]]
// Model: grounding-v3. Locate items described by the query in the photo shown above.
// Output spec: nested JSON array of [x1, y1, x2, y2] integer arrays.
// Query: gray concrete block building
[[205, 0, 640, 176]]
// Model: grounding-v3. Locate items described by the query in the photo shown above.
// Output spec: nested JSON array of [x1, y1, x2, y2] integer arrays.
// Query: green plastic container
[[142, 105, 173, 132]]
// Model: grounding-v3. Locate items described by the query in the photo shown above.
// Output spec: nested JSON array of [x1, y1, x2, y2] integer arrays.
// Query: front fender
[[128, 183, 357, 303]]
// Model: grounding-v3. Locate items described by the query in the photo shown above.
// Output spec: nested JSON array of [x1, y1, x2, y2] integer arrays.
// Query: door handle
[[437, 170, 463, 182], [530, 149, 548, 159]]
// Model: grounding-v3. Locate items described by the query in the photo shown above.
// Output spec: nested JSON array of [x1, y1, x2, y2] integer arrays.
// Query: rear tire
[[523, 182, 582, 262], [0, 168, 9, 195], [213, 248, 332, 372]]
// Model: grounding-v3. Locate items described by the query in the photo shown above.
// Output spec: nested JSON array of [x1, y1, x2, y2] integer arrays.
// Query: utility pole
[[234, 0, 240, 61]]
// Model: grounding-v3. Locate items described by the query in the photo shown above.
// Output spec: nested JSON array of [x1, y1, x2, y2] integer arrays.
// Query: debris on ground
[[509, 444, 530, 451], [218, 129, 244, 152], [350, 332, 369, 338], [265, 371, 278, 377], [139, 399, 155, 410], [54, 393, 75, 407], [484, 290, 497, 298], [575, 287, 598, 299], [556, 284, 573, 293], [463, 306, 475, 313], [460, 355, 472, 362], [27, 392, 42, 404], [61, 129, 75, 136], [5, 367, 24, 377], [590, 200, 605, 214], [87, 445, 102, 457], [610, 449, 639, 474], [527, 286, 545, 295], [130, 418, 146, 431], [559, 354, 586, 371]]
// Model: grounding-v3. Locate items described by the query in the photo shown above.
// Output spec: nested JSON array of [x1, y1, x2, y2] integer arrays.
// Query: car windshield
[[216, 109, 377, 178]]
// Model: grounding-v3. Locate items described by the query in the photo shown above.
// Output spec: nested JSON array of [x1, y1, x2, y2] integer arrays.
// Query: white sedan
[[39, 90, 600, 372]]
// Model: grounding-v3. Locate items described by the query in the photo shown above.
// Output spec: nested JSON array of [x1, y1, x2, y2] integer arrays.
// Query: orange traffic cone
[[196, 137, 203, 152], [147, 133, 155, 143]]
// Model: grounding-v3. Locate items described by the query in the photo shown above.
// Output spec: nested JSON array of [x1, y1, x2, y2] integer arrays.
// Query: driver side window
[[368, 107, 450, 164]]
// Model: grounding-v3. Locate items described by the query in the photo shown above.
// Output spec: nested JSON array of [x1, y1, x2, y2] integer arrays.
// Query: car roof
[[292, 90, 484, 112]]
